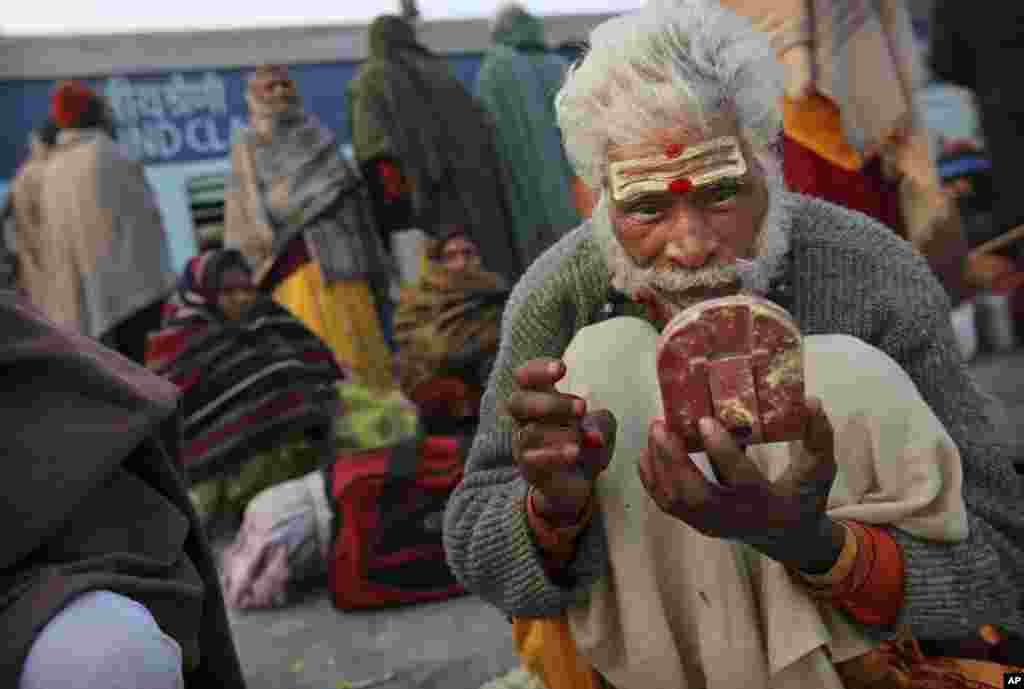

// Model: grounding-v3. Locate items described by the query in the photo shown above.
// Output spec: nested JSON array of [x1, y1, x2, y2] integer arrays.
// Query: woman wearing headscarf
[[347, 14, 523, 283], [145, 249, 347, 527], [476, 3, 582, 268], [224, 65, 395, 392], [393, 227, 510, 436]]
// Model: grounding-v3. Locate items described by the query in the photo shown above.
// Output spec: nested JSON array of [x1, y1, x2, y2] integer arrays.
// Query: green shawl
[[476, 7, 581, 268], [347, 15, 523, 282]]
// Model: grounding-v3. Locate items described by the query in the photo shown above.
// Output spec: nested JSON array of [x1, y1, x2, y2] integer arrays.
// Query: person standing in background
[[718, 0, 970, 304], [476, 3, 582, 269], [3, 119, 58, 297], [348, 14, 523, 283], [34, 81, 177, 363], [224, 65, 395, 392]]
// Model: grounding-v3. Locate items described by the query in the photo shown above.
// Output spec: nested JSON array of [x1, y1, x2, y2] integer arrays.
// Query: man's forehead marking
[[611, 136, 742, 172], [608, 135, 748, 203]]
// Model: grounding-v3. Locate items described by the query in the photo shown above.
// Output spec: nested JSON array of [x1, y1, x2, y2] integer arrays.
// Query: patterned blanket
[[146, 264, 347, 484]]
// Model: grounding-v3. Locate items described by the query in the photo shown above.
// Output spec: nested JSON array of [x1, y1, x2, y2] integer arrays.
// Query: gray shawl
[[230, 114, 390, 284]]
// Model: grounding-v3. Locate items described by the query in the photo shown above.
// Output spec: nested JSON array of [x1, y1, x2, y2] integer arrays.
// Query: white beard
[[592, 166, 791, 312]]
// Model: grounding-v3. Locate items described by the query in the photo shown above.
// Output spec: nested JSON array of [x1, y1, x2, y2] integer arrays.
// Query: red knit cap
[[50, 81, 98, 129]]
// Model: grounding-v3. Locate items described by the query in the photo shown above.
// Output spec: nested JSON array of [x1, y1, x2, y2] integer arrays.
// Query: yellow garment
[[783, 94, 865, 172], [513, 616, 602, 689], [273, 262, 395, 392]]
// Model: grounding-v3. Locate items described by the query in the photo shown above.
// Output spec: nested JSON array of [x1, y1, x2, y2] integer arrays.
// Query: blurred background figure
[[38, 81, 177, 363], [719, 0, 969, 304], [393, 226, 510, 437], [347, 14, 524, 283], [476, 2, 582, 268], [930, 0, 1024, 262], [225, 65, 396, 392], [3, 119, 57, 297], [144, 249, 347, 530], [2, 290, 246, 689]]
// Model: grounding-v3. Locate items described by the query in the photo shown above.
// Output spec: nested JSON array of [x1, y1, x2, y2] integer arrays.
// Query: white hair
[[555, 0, 784, 188]]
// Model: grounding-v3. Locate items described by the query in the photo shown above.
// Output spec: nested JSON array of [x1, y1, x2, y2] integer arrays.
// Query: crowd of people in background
[[1, 1, 1022, 688]]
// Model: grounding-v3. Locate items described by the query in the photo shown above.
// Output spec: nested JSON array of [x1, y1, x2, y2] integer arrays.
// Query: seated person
[[444, 3, 1024, 688], [1, 289, 246, 689], [145, 249, 347, 528], [393, 227, 511, 436]]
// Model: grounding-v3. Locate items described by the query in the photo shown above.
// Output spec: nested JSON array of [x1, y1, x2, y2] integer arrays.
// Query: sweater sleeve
[[871, 248, 1024, 640], [443, 228, 613, 618]]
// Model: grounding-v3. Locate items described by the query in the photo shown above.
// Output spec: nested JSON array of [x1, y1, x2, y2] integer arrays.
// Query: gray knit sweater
[[443, 192, 1024, 641]]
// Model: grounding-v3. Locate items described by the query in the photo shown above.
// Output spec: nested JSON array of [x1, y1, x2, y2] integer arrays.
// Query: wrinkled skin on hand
[[638, 396, 844, 572], [504, 358, 617, 526]]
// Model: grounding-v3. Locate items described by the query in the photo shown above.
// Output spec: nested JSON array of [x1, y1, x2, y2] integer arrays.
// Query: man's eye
[[695, 178, 744, 206], [626, 202, 664, 218]]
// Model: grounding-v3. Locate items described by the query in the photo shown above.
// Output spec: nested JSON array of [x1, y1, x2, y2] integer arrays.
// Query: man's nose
[[664, 233, 719, 268]]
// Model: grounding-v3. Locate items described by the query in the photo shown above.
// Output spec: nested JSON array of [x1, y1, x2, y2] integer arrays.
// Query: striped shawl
[[147, 286, 346, 484]]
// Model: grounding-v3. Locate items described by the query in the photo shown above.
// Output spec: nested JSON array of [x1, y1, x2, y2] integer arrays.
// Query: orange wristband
[[796, 520, 905, 627], [836, 522, 905, 626]]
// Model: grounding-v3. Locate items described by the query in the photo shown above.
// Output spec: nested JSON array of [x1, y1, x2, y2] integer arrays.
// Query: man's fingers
[[505, 390, 585, 424], [514, 358, 566, 389], [698, 417, 764, 486], [581, 409, 617, 452], [516, 422, 580, 456], [648, 418, 714, 510], [529, 468, 592, 508]]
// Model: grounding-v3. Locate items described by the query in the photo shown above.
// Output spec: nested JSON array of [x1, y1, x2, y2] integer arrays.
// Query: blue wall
[[0, 53, 490, 177]]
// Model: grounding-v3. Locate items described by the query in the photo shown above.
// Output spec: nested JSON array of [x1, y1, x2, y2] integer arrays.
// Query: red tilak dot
[[665, 143, 684, 158], [668, 178, 693, 194]]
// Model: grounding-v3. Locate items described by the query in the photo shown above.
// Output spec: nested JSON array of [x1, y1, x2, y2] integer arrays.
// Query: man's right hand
[[504, 358, 617, 526]]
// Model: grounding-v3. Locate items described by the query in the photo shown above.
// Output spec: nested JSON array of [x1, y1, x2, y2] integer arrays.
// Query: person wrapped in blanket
[[145, 248, 347, 529], [393, 226, 511, 437], [215, 229, 506, 611]]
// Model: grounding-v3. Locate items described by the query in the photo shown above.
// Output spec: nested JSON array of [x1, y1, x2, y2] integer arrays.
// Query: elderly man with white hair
[[443, 1, 1023, 688]]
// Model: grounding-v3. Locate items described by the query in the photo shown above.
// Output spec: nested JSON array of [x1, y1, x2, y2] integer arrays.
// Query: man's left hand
[[637, 397, 844, 572]]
